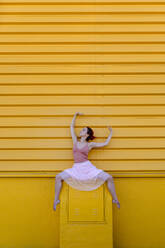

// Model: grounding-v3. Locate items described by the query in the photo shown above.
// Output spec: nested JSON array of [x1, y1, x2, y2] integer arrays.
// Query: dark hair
[[86, 126, 96, 141]]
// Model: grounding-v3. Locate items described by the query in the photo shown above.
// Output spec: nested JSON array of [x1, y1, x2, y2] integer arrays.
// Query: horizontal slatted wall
[[0, 0, 165, 171]]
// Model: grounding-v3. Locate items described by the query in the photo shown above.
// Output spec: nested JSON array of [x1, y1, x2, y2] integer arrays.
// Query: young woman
[[53, 112, 120, 210]]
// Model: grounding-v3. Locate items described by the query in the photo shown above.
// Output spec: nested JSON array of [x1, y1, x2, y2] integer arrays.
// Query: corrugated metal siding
[[0, 0, 165, 171]]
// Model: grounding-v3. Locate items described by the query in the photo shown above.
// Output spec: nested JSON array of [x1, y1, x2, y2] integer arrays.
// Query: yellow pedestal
[[60, 182, 113, 248]]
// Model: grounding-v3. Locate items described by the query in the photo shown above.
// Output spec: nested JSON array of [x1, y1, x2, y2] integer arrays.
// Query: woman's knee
[[56, 173, 63, 181], [107, 174, 113, 181], [98, 172, 113, 181]]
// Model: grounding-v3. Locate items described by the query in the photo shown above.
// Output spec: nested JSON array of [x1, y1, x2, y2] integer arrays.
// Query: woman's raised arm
[[90, 126, 113, 148], [70, 113, 78, 143]]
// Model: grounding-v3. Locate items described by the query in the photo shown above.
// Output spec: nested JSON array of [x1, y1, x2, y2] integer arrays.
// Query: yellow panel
[[113, 177, 165, 248], [0, 116, 164, 127], [60, 182, 113, 248], [0, 14, 165, 23], [2, 24, 165, 33], [0, 137, 164, 148], [68, 185, 104, 222], [1, 54, 165, 63], [0, 127, 164, 137], [2, 0, 165, 2], [0, 105, 164, 113], [1, 160, 165, 171], [0, 172, 164, 248], [1, 5, 165, 13], [0, 177, 59, 248], [1, 34, 165, 43], [0, 85, 165, 94], [0, 74, 164, 84], [1, 44, 165, 53], [0, 148, 164, 160]]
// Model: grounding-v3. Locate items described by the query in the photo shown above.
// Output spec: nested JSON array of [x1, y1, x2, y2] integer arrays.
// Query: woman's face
[[79, 127, 88, 137]]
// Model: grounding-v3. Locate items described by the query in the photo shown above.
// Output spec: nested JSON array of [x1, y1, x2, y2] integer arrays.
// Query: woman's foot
[[112, 199, 120, 209], [53, 199, 60, 211]]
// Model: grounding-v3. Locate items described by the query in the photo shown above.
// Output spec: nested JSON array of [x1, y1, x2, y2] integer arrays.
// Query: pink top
[[73, 142, 89, 163]]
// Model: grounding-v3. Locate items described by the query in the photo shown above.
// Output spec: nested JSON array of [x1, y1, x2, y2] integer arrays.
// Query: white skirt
[[57, 160, 110, 191]]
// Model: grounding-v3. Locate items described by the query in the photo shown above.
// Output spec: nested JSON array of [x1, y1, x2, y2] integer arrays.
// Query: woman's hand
[[75, 112, 84, 116], [107, 126, 113, 134]]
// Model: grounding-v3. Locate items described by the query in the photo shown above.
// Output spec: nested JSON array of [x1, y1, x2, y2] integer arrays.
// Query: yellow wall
[[0, 0, 165, 247]]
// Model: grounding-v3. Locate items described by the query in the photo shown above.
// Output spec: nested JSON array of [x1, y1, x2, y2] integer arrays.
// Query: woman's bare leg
[[53, 174, 63, 211], [53, 173, 71, 211], [106, 175, 120, 209]]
